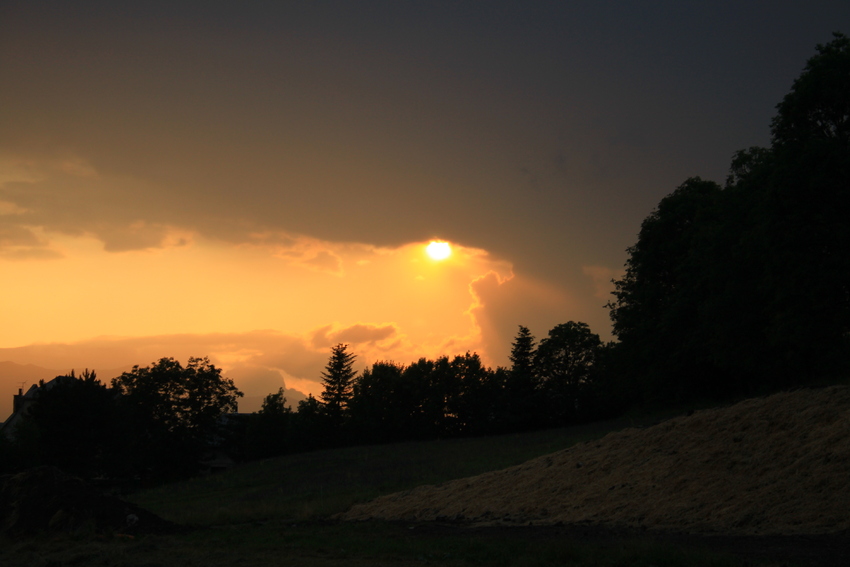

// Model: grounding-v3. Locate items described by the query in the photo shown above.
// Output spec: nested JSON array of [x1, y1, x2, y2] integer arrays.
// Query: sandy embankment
[[341, 386, 850, 535]]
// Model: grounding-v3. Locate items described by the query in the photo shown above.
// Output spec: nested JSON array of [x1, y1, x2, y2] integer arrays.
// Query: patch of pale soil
[[341, 386, 850, 536]]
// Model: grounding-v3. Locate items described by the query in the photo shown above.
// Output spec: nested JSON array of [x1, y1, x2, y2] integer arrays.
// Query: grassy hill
[[131, 416, 646, 526], [2, 404, 830, 566]]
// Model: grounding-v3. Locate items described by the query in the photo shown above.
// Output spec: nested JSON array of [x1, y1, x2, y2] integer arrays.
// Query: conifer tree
[[320, 343, 357, 424], [509, 326, 536, 383], [506, 325, 541, 429]]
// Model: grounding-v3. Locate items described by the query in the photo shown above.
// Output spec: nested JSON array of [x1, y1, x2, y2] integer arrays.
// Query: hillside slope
[[341, 386, 850, 535]]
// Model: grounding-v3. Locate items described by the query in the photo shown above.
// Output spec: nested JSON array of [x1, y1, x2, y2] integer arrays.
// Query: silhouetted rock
[[0, 466, 179, 538]]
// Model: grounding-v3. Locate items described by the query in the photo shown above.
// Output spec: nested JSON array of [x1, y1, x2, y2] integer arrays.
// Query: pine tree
[[509, 326, 536, 382], [506, 325, 540, 429], [320, 343, 357, 424]]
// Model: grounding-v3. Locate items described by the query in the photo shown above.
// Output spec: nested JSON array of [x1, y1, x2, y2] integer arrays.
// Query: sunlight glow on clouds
[[0, 220, 569, 408], [426, 240, 452, 260], [2, 0, 846, 416], [0, 148, 604, 413]]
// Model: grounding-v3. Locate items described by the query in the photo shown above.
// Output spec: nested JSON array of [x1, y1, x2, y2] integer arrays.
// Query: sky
[[2, 1, 848, 413]]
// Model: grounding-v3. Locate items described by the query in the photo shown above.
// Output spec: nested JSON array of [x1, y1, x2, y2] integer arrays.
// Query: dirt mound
[[0, 466, 178, 538], [341, 386, 850, 535]]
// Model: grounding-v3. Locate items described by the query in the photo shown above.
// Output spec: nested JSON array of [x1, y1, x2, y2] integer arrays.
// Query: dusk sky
[[2, 1, 848, 413]]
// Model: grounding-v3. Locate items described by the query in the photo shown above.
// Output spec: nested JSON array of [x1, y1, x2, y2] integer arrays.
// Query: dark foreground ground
[[2, 520, 848, 567], [5, 395, 849, 566], [407, 522, 850, 567]]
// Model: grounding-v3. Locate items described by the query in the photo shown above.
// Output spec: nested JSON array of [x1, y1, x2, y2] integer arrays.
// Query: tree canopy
[[14, 370, 118, 477], [111, 357, 242, 478], [608, 32, 850, 403], [112, 357, 242, 439]]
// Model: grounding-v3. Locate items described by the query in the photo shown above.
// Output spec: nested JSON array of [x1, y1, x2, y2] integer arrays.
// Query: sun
[[426, 241, 452, 260]]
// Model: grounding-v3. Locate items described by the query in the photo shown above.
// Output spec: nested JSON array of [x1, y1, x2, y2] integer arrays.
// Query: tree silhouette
[[350, 361, 409, 442], [451, 352, 505, 435], [290, 394, 328, 451], [245, 388, 292, 459], [759, 31, 850, 379], [771, 32, 850, 151], [401, 357, 446, 439], [259, 387, 290, 416], [608, 33, 850, 403], [505, 325, 541, 429], [112, 357, 242, 478], [112, 357, 241, 439], [535, 322, 602, 425], [319, 344, 357, 428], [19, 370, 118, 477], [509, 326, 536, 383], [608, 177, 724, 401]]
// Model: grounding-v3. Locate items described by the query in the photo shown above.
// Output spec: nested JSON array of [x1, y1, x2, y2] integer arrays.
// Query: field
[[1, 404, 844, 566]]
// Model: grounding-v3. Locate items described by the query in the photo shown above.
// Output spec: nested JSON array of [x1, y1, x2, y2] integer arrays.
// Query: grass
[[0, 411, 792, 566], [131, 418, 645, 526]]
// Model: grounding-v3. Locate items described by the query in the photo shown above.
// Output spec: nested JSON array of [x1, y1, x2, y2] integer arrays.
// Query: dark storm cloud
[[2, 0, 848, 308]]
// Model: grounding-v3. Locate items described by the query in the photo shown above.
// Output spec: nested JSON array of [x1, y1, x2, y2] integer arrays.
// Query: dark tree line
[[0, 325, 613, 478], [1, 358, 242, 482], [240, 324, 620, 460], [608, 33, 850, 404]]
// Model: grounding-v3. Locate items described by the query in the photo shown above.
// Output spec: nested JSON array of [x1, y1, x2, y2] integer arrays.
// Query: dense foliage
[[239, 328, 615, 458], [2, 370, 119, 477], [609, 32, 850, 403], [111, 357, 243, 478], [1, 359, 243, 481]]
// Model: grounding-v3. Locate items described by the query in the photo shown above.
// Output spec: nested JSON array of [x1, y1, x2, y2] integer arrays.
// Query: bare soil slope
[[341, 386, 850, 535]]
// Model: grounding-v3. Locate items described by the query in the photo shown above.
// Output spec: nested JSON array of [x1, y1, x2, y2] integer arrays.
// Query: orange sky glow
[[2, 2, 844, 417], [0, 218, 573, 411]]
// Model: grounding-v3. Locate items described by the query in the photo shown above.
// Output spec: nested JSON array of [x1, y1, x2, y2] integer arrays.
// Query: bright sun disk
[[426, 241, 451, 260]]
